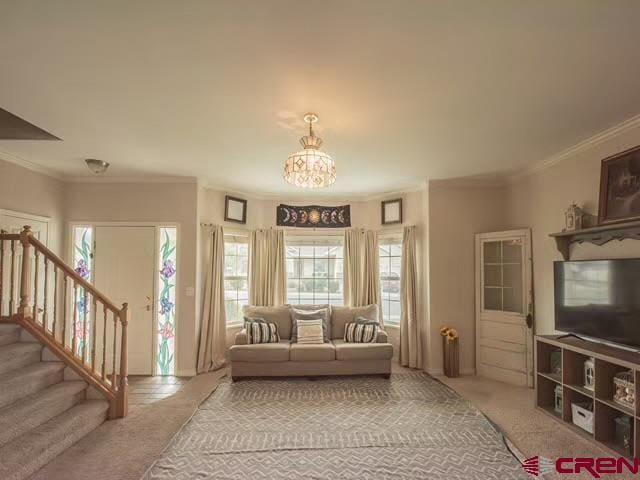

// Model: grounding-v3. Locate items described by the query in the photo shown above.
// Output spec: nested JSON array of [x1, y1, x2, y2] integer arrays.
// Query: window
[[157, 227, 177, 375], [72, 226, 93, 356], [286, 237, 343, 305], [379, 237, 402, 325], [224, 234, 249, 326]]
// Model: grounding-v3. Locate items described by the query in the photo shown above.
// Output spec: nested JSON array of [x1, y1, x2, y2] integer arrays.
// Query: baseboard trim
[[426, 367, 476, 376]]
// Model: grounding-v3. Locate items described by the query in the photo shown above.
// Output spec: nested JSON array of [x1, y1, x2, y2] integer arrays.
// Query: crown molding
[[0, 150, 65, 180], [509, 113, 640, 183], [200, 179, 427, 203], [428, 176, 508, 190], [64, 175, 197, 184]]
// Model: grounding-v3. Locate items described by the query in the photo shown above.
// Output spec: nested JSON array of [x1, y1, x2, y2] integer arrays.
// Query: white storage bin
[[572, 402, 594, 434]]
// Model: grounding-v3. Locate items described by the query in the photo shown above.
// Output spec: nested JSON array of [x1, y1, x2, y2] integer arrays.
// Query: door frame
[[68, 221, 180, 376], [0, 208, 50, 245], [475, 228, 534, 387]]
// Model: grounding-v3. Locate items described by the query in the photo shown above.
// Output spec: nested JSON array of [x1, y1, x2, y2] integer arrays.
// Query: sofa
[[229, 304, 393, 380]]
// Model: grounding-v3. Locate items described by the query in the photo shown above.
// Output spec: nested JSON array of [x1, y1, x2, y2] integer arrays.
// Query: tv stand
[[556, 333, 586, 341], [536, 335, 640, 459]]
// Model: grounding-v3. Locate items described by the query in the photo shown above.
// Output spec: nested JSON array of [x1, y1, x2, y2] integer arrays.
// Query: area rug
[[144, 373, 527, 479]]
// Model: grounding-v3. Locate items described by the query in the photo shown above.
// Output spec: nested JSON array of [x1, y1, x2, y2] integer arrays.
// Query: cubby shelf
[[536, 335, 639, 459]]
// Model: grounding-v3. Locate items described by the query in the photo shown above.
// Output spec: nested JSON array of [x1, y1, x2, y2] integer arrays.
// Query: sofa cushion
[[289, 342, 336, 362], [333, 339, 393, 361], [243, 305, 292, 339], [331, 304, 379, 339], [230, 340, 290, 362], [290, 307, 330, 342]]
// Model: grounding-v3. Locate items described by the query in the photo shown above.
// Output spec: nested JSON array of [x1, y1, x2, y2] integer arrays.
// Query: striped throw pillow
[[245, 320, 280, 344], [344, 322, 378, 343], [296, 319, 324, 344]]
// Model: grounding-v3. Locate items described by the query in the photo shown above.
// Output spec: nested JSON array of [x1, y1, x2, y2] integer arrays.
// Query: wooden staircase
[[0, 226, 129, 479]]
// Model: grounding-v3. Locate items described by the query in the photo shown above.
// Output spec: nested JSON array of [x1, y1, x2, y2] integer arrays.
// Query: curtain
[[343, 228, 381, 321], [197, 225, 227, 373], [248, 229, 286, 306], [400, 226, 422, 369]]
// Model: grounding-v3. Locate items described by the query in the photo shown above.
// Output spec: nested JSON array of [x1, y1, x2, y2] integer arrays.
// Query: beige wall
[[428, 181, 508, 374], [506, 123, 640, 336], [0, 158, 66, 254], [64, 181, 200, 376]]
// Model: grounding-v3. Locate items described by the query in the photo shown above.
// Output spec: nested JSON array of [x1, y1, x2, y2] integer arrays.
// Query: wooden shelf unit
[[536, 335, 639, 458]]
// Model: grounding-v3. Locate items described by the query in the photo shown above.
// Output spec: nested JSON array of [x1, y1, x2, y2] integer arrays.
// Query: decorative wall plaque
[[276, 204, 351, 228]]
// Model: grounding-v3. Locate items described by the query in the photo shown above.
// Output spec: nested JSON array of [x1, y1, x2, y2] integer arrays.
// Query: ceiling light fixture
[[85, 158, 110, 175], [283, 113, 336, 188]]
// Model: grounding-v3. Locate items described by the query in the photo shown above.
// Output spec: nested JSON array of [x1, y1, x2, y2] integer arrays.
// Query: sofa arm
[[235, 329, 248, 345], [376, 330, 389, 343]]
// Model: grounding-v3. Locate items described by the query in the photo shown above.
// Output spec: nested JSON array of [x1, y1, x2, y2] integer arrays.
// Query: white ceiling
[[1, 0, 640, 195]]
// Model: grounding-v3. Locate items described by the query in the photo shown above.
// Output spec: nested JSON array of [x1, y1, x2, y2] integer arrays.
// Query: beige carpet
[[436, 374, 624, 480], [29, 369, 226, 480]]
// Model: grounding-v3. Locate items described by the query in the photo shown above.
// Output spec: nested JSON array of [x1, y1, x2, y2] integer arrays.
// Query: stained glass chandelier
[[283, 113, 336, 188]]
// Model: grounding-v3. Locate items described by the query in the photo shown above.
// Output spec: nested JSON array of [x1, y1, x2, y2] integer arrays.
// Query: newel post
[[112, 302, 129, 419], [18, 225, 33, 318]]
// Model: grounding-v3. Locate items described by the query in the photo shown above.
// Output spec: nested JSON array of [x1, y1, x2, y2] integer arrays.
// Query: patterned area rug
[[145, 373, 527, 479]]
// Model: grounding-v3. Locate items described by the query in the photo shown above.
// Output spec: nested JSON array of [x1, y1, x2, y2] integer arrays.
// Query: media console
[[536, 335, 640, 458]]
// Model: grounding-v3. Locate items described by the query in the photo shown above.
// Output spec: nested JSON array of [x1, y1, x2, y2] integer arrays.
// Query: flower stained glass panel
[[157, 227, 177, 375], [73, 227, 93, 357]]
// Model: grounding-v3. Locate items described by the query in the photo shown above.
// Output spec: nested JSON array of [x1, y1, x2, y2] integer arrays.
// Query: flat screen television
[[554, 259, 640, 349]]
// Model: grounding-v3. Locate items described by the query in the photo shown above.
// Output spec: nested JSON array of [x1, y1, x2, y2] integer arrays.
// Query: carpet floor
[[145, 372, 528, 479]]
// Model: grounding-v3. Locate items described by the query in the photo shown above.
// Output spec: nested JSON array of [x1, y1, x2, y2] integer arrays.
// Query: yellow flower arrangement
[[440, 326, 450, 337], [446, 328, 459, 341]]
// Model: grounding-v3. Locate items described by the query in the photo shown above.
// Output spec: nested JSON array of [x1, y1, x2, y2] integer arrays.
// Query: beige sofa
[[230, 304, 393, 380]]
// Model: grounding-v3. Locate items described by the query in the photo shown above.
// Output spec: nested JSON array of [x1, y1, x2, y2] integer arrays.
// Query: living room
[[1, 1, 640, 479]]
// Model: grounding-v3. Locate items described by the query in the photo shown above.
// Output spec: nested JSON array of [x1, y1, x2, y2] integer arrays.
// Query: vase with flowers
[[440, 326, 460, 378]]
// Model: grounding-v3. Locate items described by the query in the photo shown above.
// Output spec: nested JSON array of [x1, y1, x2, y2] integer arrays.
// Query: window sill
[[384, 324, 400, 330], [227, 324, 244, 330]]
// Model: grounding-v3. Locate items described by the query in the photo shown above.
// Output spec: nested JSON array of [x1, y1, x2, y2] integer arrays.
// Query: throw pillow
[[245, 319, 280, 344], [344, 321, 379, 343], [355, 316, 380, 326], [296, 319, 324, 344], [290, 308, 330, 343]]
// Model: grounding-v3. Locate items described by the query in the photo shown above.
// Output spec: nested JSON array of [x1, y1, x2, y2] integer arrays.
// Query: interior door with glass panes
[[475, 229, 533, 387]]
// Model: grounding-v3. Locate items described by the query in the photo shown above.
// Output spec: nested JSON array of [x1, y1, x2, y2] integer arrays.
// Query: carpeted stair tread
[[0, 399, 109, 480], [0, 380, 87, 448], [0, 323, 21, 346], [0, 341, 42, 375], [0, 361, 65, 409]]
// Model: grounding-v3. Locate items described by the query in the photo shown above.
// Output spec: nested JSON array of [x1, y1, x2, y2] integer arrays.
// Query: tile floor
[[128, 375, 190, 411]]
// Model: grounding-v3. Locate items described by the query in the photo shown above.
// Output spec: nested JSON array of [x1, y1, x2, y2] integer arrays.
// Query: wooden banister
[[0, 226, 129, 418]]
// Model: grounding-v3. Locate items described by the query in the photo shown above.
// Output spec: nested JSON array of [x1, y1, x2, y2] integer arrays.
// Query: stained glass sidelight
[[73, 226, 93, 357], [157, 227, 177, 375]]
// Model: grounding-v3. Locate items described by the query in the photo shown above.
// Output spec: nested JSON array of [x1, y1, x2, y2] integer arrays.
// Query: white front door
[[475, 229, 534, 387], [94, 226, 156, 375]]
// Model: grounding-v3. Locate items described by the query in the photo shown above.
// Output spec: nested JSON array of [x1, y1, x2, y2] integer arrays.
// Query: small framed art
[[598, 145, 640, 225], [381, 198, 403, 225], [224, 195, 247, 224]]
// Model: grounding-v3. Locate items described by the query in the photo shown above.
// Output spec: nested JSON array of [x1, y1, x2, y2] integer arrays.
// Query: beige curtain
[[248, 229, 286, 306], [400, 226, 422, 369], [197, 225, 227, 373], [343, 228, 381, 320]]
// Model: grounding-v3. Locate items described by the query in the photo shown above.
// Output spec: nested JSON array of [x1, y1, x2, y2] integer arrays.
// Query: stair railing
[[0, 226, 128, 418]]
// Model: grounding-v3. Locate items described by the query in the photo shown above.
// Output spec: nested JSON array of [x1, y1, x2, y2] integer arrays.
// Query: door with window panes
[[475, 229, 533, 387]]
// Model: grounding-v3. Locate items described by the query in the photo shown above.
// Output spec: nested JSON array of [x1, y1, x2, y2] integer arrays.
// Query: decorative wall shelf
[[549, 220, 640, 260]]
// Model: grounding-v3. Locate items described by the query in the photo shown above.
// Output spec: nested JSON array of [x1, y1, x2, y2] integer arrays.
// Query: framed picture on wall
[[598, 145, 640, 225], [224, 195, 247, 224], [381, 198, 403, 225]]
